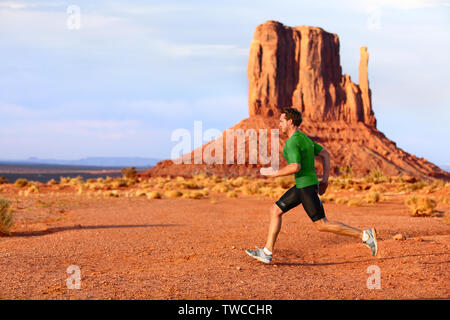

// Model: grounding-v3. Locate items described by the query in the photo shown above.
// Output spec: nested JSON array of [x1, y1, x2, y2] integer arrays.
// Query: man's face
[[279, 113, 289, 134]]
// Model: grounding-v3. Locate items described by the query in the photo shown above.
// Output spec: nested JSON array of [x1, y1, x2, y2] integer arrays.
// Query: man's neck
[[287, 127, 299, 139]]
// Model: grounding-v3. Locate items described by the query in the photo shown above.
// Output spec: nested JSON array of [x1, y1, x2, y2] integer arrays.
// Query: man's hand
[[260, 167, 278, 177], [318, 180, 328, 195]]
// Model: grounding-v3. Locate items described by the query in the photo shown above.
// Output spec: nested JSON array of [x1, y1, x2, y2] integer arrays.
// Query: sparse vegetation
[[365, 192, 380, 204], [405, 196, 437, 217], [347, 199, 362, 207], [121, 166, 137, 179], [0, 176, 9, 185], [14, 178, 28, 188], [0, 198, 13, 236]]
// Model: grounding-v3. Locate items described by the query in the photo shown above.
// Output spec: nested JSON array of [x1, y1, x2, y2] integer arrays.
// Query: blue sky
[[0, 0, 449, 166]]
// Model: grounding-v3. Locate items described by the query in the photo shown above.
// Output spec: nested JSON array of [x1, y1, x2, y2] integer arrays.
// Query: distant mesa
[[142, 20, 450, 181], [1, 157, 160, 168]]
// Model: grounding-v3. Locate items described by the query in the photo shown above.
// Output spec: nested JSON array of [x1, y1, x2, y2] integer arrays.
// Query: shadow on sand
[[10, 224, 182, 237]]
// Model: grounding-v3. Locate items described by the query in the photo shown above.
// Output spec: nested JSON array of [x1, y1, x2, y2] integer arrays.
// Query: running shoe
[[363, 228, 378, 256], [245, 247, 272, 264]]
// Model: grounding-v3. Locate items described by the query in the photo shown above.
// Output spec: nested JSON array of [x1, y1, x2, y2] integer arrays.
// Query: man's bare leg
[[264, 204, 284, 252], [313, 217, 363, 239]]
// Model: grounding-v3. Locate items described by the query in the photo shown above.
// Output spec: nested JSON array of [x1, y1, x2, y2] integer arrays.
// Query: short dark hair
[[281, 107, 302, 126]]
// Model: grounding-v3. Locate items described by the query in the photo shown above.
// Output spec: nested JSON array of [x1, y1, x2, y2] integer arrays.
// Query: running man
[[246, 107, 378, 264]]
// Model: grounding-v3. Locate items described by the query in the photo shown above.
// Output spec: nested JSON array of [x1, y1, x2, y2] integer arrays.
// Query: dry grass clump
[[405, 196, 437, 217], [0, 198, 13, 236], [227, 191, 238, 198], [365, 192, 380, 204], [335, 197, 349, 205], [25, 184, 40, 196], [146, 191, 162, 199], [0, 176, 9, 185], [103, 190, 119, 198], [47, 179, 59, 185], [182, 190, 204, 199], [274, 176, 295, 189], [347, 199, 362, 207], [165, 190, 183, 198], [212, 183, 230, 193], [14, 178, 28, 188], [363, 170, 389, 184], [320, 193, 335, 203]]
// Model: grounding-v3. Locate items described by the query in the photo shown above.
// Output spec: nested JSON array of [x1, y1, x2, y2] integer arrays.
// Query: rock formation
[[142, 21, 449, 181], [248, 21, 376, 127]]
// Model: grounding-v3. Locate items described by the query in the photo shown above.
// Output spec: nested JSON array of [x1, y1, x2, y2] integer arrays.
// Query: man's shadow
[[10, 224, 182, 237]]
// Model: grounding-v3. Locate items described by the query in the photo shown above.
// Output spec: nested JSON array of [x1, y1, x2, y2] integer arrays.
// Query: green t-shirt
[[282, 131, 323, 189]]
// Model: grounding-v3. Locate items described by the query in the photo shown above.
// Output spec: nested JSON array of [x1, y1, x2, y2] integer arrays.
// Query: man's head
[[280, 107, 302, 133]]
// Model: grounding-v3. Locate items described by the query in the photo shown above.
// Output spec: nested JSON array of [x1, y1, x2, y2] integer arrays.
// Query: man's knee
[[270, 204, 283, 217]]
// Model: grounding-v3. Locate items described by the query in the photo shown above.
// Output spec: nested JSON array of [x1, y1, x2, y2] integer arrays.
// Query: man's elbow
[[292, 163, 301, 173], [318, 148, 330, 159]]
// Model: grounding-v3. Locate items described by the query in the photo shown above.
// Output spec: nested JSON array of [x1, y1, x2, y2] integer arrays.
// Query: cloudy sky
[[0, 0, 449, 167]]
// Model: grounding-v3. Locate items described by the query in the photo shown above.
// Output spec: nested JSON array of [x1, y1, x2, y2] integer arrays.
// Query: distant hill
[[0, 157, 160, 168]]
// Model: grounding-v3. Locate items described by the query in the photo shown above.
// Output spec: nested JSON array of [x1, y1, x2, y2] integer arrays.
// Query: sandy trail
[[0, 193, 449, 300]]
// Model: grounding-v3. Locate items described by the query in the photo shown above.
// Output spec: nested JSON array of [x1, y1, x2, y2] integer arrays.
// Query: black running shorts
[[275, 184, 325, 222]]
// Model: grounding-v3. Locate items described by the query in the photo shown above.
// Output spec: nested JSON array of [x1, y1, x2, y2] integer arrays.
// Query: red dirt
[[0, 186, 449, 300]]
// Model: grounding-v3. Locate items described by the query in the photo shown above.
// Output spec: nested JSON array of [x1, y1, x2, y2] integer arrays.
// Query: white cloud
[[346, 0, 450, 11]]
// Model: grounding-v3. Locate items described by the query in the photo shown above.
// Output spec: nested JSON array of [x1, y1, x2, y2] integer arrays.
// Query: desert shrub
[[182, 190, 203, 199], [212, 183, 230, 193], [227, 191, 238, 198], [165, 190, 183, 198], [405, 196, 437, 217], [365, 192, 380, 204], [182, 181, 203, 189], [320, 193, 335, 203], [240, 184, 258, 196], [429, 179, 445, 190], [26, 184, 40, 195], [47, 179, 59, 185], [0, 198, 13, 235], [347, 199, 362, 207], [111, 179, 128, 188], [135, 190, 148, 197], [335, 197, 349, 205], [14, 179, 28, 188], [69, 176, 84, 185], [121, 166, 137, 179], [364, 169, 388, 184], [339, 166, 354, 180], [59, 177, 71, 184], [104, 190, 119, 198], [275, 176, 295, 189], [147, 191, 162, 199], [0, 176, 9, 185]]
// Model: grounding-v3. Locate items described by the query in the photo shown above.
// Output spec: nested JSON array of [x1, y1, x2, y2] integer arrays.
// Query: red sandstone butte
[[142, 21, 449, 181]]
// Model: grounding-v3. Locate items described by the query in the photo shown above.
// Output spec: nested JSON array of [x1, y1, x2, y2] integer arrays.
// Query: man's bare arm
[[317, 148, 330, 182], [260, 163, 300, 178]]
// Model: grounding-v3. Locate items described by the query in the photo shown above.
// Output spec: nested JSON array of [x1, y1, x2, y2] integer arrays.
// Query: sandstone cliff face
[[142, 21, 449, 181], [248, 21, 376, 127]]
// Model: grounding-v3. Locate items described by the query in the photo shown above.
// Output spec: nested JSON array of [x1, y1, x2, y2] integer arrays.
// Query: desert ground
[[0, 173, 449, 300]]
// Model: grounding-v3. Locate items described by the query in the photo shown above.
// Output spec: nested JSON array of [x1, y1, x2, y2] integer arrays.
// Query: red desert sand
[[0, 179, 448, 300]]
